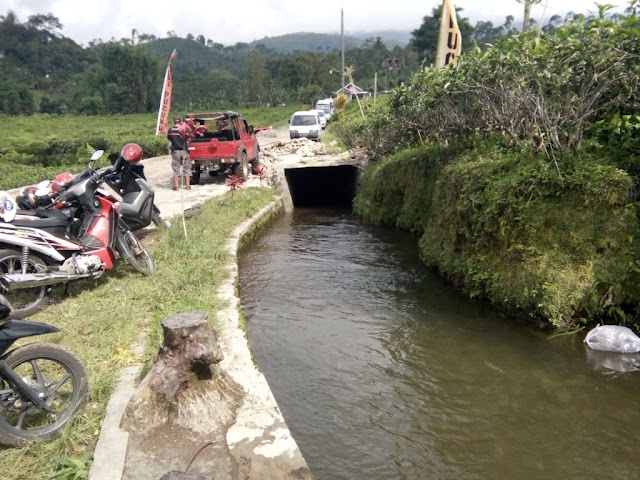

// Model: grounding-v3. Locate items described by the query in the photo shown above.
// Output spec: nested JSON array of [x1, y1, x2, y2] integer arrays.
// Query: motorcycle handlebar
[[50, 165, 117, 205]]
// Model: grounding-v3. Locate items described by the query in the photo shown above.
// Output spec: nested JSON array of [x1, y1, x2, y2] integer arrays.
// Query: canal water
[[238, 208, 640, 480]]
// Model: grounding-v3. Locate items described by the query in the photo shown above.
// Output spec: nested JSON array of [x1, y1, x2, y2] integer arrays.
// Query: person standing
[[167, 116, 192, 190]]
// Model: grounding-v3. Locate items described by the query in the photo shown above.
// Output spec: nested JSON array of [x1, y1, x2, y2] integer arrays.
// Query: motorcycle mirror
[[91, 150, 105, 161]]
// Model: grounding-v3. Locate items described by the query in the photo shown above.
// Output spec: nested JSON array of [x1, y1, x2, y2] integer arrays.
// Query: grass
[[321, 128, 349, 154], [0, 186, 278, 480]]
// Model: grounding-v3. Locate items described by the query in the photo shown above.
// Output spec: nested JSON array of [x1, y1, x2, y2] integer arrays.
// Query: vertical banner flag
[[155, 49, 178, 135], [434, 0, 462, 69]]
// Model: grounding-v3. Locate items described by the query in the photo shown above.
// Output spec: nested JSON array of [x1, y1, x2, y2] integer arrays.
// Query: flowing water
[[238, 208, 640, 480]]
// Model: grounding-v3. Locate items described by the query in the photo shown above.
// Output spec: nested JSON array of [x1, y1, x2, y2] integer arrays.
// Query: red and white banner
[[155, 49, 178, 135], [434, 0, 462, 69]]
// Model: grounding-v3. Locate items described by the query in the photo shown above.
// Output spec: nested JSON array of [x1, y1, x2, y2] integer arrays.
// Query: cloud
[[0, 0, 630, 47]]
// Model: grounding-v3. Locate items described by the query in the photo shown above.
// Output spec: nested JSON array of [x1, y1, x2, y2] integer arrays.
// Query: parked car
[[310, 109, 327, 130], [289, 111, 323, 141], [315, 99, 334, 122]]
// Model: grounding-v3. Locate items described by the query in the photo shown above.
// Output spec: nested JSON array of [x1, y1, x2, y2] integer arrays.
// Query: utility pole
[[341, 7, 345, 89]]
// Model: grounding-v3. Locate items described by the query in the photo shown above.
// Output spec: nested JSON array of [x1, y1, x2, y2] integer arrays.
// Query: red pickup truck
[[186, 111, 263, 184]]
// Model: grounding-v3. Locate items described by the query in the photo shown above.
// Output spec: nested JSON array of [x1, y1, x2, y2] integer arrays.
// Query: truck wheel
[[251, 148, 261, 167], [191, 170, 201, 185], [233, 152, 249, 181]]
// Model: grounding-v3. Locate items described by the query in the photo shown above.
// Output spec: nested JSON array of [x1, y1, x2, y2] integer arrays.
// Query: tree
[[26, 13, 62, 34], [542, 14, 563, 34], [516, 0, 542, 33], [0, 81, 35, 115], [234, 42, 249, 52], [297, 84, 322, 104], [245, 50, 268, 104], [95, 44, 162, 113]]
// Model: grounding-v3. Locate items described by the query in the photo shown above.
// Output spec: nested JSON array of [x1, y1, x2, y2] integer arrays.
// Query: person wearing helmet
[[167, 116, 192, 190]]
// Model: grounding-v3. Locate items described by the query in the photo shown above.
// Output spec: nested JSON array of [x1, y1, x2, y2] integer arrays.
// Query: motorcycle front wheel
[[0, 343, 89, 447], [0, 249, 50, 319], [119, 230, 155, 275]]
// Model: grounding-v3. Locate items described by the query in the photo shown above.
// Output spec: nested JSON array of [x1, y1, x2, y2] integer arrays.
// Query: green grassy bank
[[353, 143, 640, 330], [0, 187, 277, 480]]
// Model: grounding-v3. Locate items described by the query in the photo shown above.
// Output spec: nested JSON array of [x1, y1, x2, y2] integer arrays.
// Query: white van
[[310, 109, 327, 129], [315, 99, 334, 122], [289, 111, 323, 141]]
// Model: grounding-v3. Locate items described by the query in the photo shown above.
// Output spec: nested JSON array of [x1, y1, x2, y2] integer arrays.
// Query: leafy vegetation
[[338, 5, 640, 162], [0, 187, 277, 480], [343, 4, 640, 329], [0, 4, 584, 118]]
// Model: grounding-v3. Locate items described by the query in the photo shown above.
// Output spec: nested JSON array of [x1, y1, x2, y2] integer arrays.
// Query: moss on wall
[[353, 144, 640, 329]]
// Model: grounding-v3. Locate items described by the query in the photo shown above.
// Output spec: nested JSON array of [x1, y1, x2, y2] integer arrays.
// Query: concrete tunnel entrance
[[284, 165, 359, 208]]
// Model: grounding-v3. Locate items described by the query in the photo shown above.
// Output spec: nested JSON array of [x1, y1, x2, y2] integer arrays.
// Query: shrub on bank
[[354, 144, 640, 329]]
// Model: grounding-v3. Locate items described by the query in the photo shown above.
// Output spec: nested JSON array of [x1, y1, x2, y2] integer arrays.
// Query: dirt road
[[148, 124, 335, 222]]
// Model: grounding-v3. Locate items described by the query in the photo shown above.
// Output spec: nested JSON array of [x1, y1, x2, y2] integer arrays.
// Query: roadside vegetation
[[333, 4, 640, 330], [0, 104, 303, 190], [0, 187, 277, 480]]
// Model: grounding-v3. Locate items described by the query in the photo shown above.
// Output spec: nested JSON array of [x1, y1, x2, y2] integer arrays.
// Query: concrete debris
[[262, 138, 327, 158]]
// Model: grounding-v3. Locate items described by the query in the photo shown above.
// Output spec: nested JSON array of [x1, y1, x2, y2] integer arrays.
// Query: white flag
[[434, 0, 462, 68]]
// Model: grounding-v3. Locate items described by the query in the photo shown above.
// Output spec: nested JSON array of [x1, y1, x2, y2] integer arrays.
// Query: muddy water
[[238, 209, 640, 480]]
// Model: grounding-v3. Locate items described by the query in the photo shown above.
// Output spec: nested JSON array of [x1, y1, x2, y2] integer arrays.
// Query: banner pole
[[155, 49, 178, 136]]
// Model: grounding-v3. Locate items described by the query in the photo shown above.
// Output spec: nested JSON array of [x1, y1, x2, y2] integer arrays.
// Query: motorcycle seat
[[12, 209, 70, 235]]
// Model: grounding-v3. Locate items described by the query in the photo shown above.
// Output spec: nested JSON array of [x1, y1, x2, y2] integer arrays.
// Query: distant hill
[[249, 32, 362, 55], [350, 30, 412, 48], [247, 30, 410, 55]]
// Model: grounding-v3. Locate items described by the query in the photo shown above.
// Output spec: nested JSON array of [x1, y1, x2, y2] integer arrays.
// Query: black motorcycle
[[0, 290, 88, 446], [106, 149, 170, 231]]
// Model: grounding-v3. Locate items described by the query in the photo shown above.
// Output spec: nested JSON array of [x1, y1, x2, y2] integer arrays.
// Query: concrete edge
[[217, 198, 312, 476], [87, 364, 141, 480], [89, 196, 311, 479]]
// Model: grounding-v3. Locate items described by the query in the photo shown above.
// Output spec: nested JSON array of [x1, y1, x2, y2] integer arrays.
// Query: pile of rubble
[[261, 138, 327, 162]]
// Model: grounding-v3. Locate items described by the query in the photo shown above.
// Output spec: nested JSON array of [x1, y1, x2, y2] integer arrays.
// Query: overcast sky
[[0, 0, 631, 47]]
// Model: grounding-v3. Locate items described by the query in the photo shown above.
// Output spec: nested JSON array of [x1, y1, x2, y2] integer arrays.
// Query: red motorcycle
[[0, 145, 155, 318]]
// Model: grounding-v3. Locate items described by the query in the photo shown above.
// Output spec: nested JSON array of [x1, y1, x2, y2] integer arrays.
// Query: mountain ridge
[[248, 30, 410, 54]]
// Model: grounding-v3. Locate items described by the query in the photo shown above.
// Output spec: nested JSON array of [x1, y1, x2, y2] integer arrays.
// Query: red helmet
[[52, 172, 74, 193], [121, 143, 143, 163]]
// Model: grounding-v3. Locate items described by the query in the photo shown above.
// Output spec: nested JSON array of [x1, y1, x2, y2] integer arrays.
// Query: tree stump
[[121, 311, 243, 435]]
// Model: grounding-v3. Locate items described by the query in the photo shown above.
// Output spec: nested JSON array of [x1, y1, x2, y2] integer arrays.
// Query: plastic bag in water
[[584, 325, 640, 353], [585, 348, 640, 373]]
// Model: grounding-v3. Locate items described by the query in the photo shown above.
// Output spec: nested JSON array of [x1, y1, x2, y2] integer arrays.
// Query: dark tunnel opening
[[284, 165, 359, 208]]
